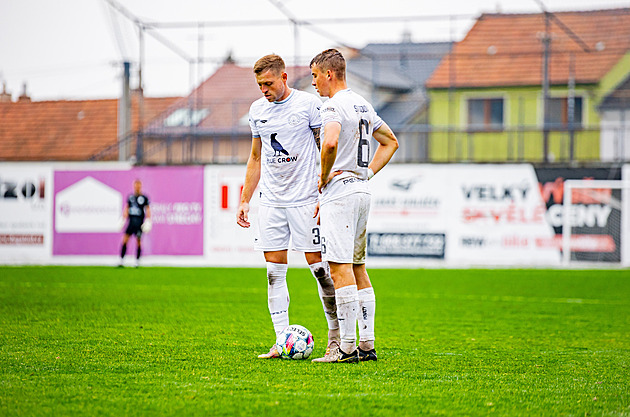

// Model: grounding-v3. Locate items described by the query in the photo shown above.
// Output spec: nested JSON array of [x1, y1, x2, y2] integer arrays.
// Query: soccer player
[[236, 54, 339, 360], [310, 49, 399, 363], [119, 179, 151, 268]]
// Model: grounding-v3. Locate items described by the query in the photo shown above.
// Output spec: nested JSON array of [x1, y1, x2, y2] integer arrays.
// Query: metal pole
[[448, 15, 455, 162], [118, 61, 131, 161], [518, 96, 525, 161], [621, 108, 626, 161], [568, 53, 575, 162], [136, 25, 145, 164], [562, 179, 572, 265], [542, 12, 551, 163]]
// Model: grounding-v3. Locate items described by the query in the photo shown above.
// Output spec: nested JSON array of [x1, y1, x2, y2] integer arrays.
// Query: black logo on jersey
[[270, 133, 289, 156], [260, 119, 268, 123]]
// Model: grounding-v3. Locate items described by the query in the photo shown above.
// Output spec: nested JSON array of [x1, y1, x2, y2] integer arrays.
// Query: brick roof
[[145, 62, 313, 133], [0, 95, 179, 161], [426, 8, 630, 89]]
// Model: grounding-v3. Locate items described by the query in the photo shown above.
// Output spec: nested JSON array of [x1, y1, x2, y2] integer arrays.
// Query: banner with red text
[[535, 167, 622, 263], [367, 164, 560, 266]]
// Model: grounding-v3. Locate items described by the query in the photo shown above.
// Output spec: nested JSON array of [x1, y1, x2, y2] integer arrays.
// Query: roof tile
[[426, 8, 630, 88], [0, 95, 179, 161]]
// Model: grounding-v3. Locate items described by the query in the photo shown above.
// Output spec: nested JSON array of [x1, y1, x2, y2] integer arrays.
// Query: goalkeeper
[[119, 179, 151, 267]]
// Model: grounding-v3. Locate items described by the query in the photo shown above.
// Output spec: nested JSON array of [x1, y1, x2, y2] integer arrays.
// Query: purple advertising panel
[[53, 166, 203, 256]]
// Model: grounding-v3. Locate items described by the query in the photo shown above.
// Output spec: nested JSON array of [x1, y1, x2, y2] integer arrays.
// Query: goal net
[[562, 180, 630, 266]]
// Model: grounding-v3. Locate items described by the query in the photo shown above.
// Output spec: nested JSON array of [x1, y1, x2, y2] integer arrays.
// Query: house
[[0, 40, 452, 164], [425, 8, 630, 162], [137, 42, 453, 164], [599, 71, 630, 161], [345, 42, 452, 162], [139, 62, 313, 164], [0, 85, 179, 161]]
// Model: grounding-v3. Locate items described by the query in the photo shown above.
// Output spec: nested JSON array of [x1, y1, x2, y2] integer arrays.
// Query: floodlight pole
[[534, 0, 591, 164], [568, 53, 575, 162], [136, 24, 145, 164], [542, 11, 551, 163], [118, 61, 131, 161]]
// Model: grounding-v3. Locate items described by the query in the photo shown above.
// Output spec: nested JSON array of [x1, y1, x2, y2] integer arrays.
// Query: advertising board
[[53, 166, 204, 256], [367, 164, 560, 266], [535, 167, 622, 263], [0, 163, 53, 263]]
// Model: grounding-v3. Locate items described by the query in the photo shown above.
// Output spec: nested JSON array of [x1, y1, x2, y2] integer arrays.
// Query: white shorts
[[254, 202, 321, 252], [320, 193, 370, 264]]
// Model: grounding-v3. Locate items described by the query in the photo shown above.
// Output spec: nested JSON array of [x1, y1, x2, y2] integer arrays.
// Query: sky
[[1, 0, 629, 101]]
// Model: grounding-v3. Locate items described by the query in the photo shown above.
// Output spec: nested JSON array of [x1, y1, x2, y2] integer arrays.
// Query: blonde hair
[[253, 54, 285, 76]]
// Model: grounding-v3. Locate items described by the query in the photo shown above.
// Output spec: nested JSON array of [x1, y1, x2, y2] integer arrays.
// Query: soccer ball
[[276, 324, 314, 360]]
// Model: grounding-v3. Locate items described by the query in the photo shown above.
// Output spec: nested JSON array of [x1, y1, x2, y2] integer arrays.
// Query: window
[[545, 97, 583, 129], [467, 98, 504, 130], [164, 108, 209, 127]]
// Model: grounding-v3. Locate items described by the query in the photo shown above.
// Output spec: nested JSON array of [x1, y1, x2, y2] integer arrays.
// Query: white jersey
[[319, 88, 383, 205], [249, 89, 322, 207]]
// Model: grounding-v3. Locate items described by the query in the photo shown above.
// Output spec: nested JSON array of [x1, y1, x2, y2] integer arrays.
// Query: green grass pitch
[[1, 266, 629, 416]]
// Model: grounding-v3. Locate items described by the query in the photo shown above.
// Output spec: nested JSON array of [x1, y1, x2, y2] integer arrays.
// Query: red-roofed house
[[0, 61, 312, 164], [0, 93, 179, 161], [139, 62, 315, 164], [425, 8, 630, 162]]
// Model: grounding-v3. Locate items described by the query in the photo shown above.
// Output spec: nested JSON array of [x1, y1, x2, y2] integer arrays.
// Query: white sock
[[358, 287, 376, 350], [308, 261, 339, 339], [335, 285, 358, 353], [266, 262, 289, 337]]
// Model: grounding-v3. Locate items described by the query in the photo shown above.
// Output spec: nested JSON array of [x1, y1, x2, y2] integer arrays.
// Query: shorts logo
[[342, 177, 365, 185], [288, 114, 300, 126]]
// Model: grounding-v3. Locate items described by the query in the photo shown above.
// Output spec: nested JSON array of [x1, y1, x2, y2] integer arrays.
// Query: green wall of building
[[427, 85, 601, 162]]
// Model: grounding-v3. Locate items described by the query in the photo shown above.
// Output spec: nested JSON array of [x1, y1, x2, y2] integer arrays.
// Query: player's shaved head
[[254, 54, 285, 76], [310, 49, 346, 81], [133, 179, 142, 194]]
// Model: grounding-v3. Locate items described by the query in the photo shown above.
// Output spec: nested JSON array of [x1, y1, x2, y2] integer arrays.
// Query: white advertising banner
[[5, 162, 618, 267], [204, 165, 262, 266], [0, 163, 53, 263], [203, 165, 315, 267], [367, 164, 561, 267], [55, 176, 123, 233]]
